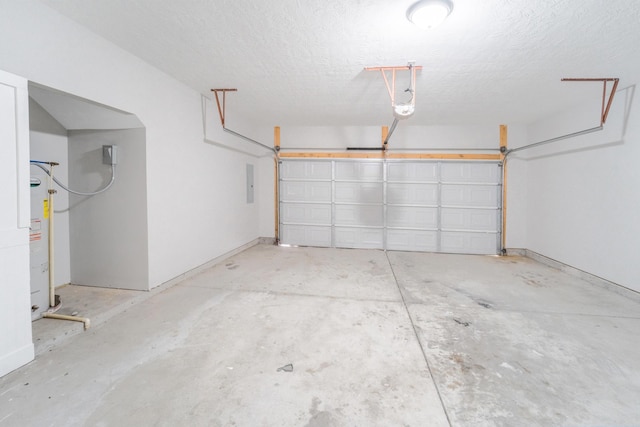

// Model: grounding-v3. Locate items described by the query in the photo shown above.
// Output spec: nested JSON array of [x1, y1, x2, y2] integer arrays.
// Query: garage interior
[[1, 0, 639, 426]]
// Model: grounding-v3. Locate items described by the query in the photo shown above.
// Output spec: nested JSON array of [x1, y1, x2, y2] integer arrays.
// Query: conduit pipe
[[31, 161, 116, 196], [502, 125, 603, 161]]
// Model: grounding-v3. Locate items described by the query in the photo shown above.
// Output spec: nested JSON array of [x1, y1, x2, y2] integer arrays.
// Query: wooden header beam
[[364, 66, 424, 71], [279, 152, 502, 160]]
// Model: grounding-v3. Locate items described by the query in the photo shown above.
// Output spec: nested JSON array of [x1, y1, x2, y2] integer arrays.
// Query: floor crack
[[384, 251, 452, 427]]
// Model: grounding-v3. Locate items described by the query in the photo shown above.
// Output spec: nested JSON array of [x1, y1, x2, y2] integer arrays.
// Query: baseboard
[[502, 248, 526, 256], [0, 343, 34, 378], [518, 249, 640, 298], [258, 236, 277, 245], [157, 238, 264, 290]]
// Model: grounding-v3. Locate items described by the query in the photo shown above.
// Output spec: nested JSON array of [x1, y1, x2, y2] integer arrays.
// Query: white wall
[[279, 124, 500, 150], [68, 129, 149, 290], [29, 98, 71, 287], [523, 86, 638, 290], [502, 124, 528, 250], [0, 70, 34, 377], [0, 0, 267, 289]]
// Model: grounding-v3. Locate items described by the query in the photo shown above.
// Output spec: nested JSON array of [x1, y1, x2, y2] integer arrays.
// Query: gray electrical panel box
[[246, 164, 254, 204]]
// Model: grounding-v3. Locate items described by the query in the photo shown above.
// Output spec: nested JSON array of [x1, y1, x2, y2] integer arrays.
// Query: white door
[[0, 69, 34, 377], [279, 159, 501, 254]]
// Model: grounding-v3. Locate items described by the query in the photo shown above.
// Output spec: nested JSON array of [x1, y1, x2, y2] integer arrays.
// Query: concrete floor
[[2, 244, 640, 426]]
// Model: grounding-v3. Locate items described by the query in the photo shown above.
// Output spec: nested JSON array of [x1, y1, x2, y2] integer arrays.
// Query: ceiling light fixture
[[407, 0, 454, 29]]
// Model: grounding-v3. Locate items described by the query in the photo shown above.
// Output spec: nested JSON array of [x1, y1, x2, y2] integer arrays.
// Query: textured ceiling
[[38, 0, 640, 126]]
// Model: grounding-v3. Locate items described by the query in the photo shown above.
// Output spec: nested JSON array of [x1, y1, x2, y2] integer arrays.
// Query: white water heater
[[29, 170, 50, 320]]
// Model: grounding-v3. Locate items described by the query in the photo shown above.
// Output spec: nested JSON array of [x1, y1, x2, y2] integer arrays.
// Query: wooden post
[[500, 124, 508, 254], [382, 126, 389, 150], [274, 126, 280, 243]]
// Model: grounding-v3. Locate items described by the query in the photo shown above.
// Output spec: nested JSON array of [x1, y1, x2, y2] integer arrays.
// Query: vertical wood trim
[[274, 126, 280, 242], [274, 126, 281, 150], [381, 126, 389, 148], [500, 124, 508, 253], [499, 124, 508, 158], [274, 157, 279, 243]]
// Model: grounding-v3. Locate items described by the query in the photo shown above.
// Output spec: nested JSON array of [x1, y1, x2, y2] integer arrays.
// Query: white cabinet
[[0, 69, 34, 377]]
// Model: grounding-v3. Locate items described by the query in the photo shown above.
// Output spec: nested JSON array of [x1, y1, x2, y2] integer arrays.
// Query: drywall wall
[[0, 69, 34, 377], [68, 129, 149, 290], [258, 156, 277, 239], [279, 124, 499, 150], [501, 124, 528, 250], [524, 85, 638, 290], [29, 98, 71, 287], [0, 0, 267, 289]]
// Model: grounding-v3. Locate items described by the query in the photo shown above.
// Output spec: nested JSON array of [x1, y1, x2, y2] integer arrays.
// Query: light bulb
[[407, 0, 453, 29]]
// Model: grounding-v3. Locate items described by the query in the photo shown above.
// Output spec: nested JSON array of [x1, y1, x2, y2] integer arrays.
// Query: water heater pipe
[[42, 312, 91, 330], [36, 161, 91, 329], [47, 163, 57, 309]]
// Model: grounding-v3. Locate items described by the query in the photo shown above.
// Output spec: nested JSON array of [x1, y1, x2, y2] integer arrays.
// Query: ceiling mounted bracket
[[365, 63, 423, 119], [209, 88, 276, 155], [561, 78, 619, 125], [210, 88, 238, 127], [503, 77, 619, 161], [365, 63, 422, 149]]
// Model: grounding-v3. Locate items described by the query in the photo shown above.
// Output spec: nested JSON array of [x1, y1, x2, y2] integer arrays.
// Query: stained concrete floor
[[2, 244, 640, 426]]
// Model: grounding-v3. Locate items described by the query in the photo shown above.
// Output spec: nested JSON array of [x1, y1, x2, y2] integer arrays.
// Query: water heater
[[29, 171, 50, 320]]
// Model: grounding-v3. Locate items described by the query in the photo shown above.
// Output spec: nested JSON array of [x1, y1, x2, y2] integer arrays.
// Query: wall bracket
[[561, 78, 619, 125], [210, 88, 237, 127]]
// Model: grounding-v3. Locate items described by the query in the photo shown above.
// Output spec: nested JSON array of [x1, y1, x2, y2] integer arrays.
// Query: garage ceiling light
[[407, 0, 454, 29]]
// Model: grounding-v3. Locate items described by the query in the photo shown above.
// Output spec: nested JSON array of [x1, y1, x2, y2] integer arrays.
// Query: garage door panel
[[281, 225, 332, 247], [441, 184, 498, 207], [280, 161, 332, 180], [387, 162, 438, 182], [335, 204, 383, 226], [281, 181, 331, 202], [335, 227, 383, 249], [279, 159, 501, 255], [441, 232, 498, 254], [441, 208, 499, 232], [387, 230, 438, 252], [335, 161, 383, 181], [280, 203, 331, 225], [387, 183, 438, 205], [386, 206, 438, 229], [441, 162, 500, 183], [335, 182, 383, 203]]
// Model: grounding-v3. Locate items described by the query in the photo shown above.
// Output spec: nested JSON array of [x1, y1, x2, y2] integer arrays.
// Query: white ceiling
[[38, 0, 640, 127], [29, 83, 144, 130]]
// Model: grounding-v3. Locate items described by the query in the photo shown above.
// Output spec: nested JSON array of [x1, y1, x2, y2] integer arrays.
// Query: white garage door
[[279, 159, 501, 255]]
